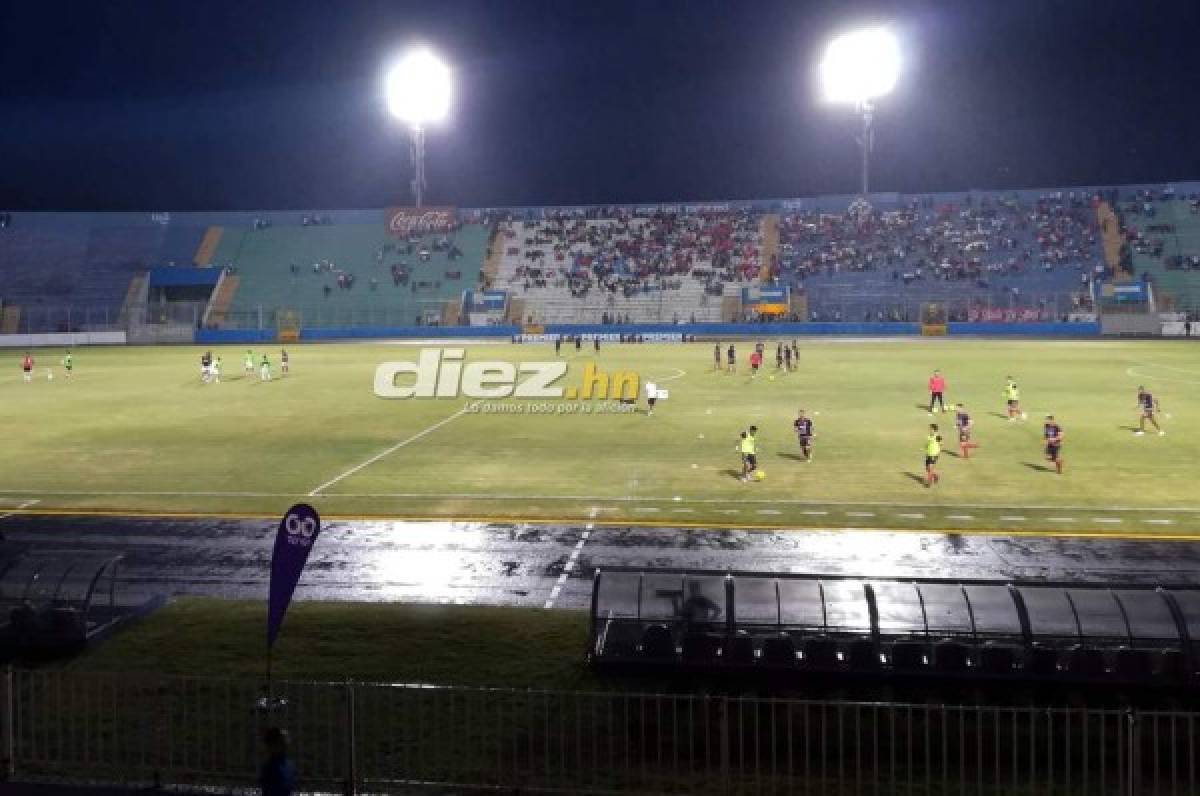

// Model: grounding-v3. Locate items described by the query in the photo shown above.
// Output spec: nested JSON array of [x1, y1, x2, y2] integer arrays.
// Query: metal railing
[[216, 302, 453, 331], [5, 668, 1198, 794], [800, 291, 1088, 324]]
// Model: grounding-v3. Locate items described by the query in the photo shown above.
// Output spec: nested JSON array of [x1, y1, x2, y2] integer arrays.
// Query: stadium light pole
[[818, 27, 900, 197], [385, 47, 452, 207]]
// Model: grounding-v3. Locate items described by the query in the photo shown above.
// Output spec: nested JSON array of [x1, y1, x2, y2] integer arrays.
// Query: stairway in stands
[[204, 273, 240, 328], [760, 214, 779, 282], [1, 306, 20, 333], [1096, 201, 1130, 279], [482, 228, 503, 288], [116, 272, 150, 327], [194, 227, 223, 266]]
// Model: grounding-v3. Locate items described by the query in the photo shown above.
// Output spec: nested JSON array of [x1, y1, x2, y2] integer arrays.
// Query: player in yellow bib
[[924, 424, 942, 487], [1004, 377, 1025, 421]]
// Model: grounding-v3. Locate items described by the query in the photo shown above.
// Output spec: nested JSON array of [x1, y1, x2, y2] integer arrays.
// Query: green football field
[[3, 338, 1199, 537]]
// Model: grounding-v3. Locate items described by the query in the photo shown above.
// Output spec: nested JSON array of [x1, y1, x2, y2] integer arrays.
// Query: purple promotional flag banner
[[267, 503, 321, 649]]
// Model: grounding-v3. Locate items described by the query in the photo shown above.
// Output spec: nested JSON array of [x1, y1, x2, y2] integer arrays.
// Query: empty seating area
[[0, 214, 165, 331], [1121, 193, 1200, 315], [212, 220, 488, 329], [777, 193, 1104, 322], [495, 211, 762, 324], [589, 570, 1200, 687]]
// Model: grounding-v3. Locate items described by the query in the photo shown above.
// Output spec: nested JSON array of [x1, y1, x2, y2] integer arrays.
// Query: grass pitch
[[3, 338, 1199, 536]]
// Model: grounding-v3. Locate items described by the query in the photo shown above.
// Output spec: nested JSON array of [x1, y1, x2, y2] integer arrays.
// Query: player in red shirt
[[927, 369, 947, 415], [21, 352, 34, 383], [749, 350, 762, 378]]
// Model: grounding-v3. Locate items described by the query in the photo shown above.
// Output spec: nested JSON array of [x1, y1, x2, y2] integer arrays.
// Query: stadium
[[2, 3, 1200, 794]]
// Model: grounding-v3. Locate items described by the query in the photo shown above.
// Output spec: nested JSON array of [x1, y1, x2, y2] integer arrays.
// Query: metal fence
[[217, 302, 452, 331], [801, 290, 1088, 324], [5, 668, 1199, 794]]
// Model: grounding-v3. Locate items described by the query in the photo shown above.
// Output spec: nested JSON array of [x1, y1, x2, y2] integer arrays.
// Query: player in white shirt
[[644, 381, 658, 416]]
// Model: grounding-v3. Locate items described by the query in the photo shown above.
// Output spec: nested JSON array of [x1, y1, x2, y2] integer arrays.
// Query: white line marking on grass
[[757, 509, 782, 515], [717, 509, 741, 515], [654, 368, 687, 383], [544, 510, 595, 610], [1048, 517, 1076, 523], [1145, 519, 1175, 525], [308, 407, 469, 496], [897, 513, 925, 519], [999, 516, 1027, 522], [4, 485, 1195, 523], [672, 508, 695, 514], [633, 507, 660, 513], [1127, 364, 1200, 385], [1092, 518, 1122, 524], [846, 511, 875, 518], [0, 500, 39, 520]]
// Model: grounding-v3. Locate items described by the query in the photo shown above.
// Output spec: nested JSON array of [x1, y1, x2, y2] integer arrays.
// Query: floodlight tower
[[385, 47, 452, 207], [819, 28, 900, 197]]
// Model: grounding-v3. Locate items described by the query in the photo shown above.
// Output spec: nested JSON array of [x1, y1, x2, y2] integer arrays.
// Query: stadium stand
[[208, 220, 488, 329], [0, 214, 168, 331], [1, 185, 1191, 336], [494, 211, 764, 324], [777, 192, 1103, 322], [1122, 194, 1200, 315]]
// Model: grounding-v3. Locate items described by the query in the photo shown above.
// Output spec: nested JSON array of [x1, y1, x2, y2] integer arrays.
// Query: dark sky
[[2, 0, 1199, 211]]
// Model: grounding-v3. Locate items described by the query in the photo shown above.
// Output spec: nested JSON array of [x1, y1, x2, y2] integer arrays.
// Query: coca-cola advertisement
[[386, 206, 456, 236]]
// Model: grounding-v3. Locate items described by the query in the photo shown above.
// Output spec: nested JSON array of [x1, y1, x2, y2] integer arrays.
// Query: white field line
[[544, 509, 595, 609], [653, 368, 687, 383], [308, 407, 469, 496], [2, 489, 1198, 532], [0, 500, 39, 520], [2, 487, 1199, 515], [1126, 365, 1200, 386]]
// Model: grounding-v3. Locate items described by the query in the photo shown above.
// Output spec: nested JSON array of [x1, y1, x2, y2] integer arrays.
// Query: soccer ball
[[754, 470, 766, 481], [768, 375, 775, 382]]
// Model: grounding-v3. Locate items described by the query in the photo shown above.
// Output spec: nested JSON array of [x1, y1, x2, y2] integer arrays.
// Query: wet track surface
[[3, 513, 1200, 610]]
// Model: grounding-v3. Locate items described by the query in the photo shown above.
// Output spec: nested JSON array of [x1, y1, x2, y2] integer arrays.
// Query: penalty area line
[[308, 407, 469, 496]]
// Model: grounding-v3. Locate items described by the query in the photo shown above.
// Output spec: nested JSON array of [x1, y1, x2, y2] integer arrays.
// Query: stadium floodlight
[[818, 27, 900, 197], [385, 47, 452, 208]]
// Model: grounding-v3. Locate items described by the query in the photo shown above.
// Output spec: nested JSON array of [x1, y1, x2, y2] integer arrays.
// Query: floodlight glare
[[819, 28, 900, 105], [385, 48, 452, 127], [385, 46, 452, 208]]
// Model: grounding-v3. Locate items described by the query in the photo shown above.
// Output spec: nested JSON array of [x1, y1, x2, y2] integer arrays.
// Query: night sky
[[2, 0, 1198, 211]]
